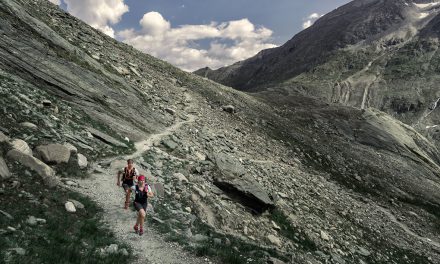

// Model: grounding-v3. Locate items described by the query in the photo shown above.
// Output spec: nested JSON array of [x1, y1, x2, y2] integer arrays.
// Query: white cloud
[[48, 0, 61, 5], [118, 12, 277, 71], [63, 0, 129, 38], [302, 12, 323, 29]]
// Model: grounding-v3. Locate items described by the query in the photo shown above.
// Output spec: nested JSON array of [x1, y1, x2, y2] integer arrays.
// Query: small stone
[[68, 199, 84, 209], [268, 257, 286, 264], [213, 238, 222, 245], [267, 234, 282, 247], [192, 234, 208, 242], [42, 100, 52, 107], [221, 105, 236, 113], [20, 122, 37, 129], [0, 131, 9, 143], [320, 230, 330, 241], [271, 220, 281, 231], [152, 217, 165, 224], [184, 207, 192, 213], [36, 218, 46, 224], [277, 192, 289, 199], [7, 226, 16, 232], [174, 173, 189, 184], [0, 157, 11, 180], [0, 210, 14, 220], [65, 181, 78, 187], [193, 186, 207, 198], [77, 153, 88, 169], [119, 248, 129, 256], [357, 246, 371, 257], [9, 247, 26, 256], [106, 244, 119, 254], [165, 108, 176, 115], [63, 143, 78, 154], [65, 201, 76, 213], [26, 216, 38, 226]]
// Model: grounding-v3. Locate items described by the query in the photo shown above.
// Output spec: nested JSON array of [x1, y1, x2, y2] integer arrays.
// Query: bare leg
[[124, 189, 131, 209], [139, 209, 146, 228]]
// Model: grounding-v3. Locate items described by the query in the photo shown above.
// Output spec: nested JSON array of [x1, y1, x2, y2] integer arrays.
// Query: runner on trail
[[116, 159, 139, 209], [132, 175, 154, 236]]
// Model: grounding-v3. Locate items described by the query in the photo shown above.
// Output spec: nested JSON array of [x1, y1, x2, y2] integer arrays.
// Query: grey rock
[[213, 151, 273, 213], [105, 244, 119, 254], [0, 209, 13, 220], [320, 230, 330, 241], [87, 127, 127, 148], [192, 234, 209, 242], [162, 139, 178, 150], [173, 173, 188, 184], [9, 247, 26, 256], [152, 217, 165, 224], [63, 142, 78, 154], [165, 108, 176, 115], [68, 199, 84, 209], [7, 149, 59, 187], [0, 157, 11, 180], [193, 186, 207, 198], [20, 122, 37, 129], [10, 139, 33, 156], [35, 143, 71, 164], [267, 234, 282, 247], [357, 246, 371, 257], [268, 257, 286, 264], [65, 201, 76, 213], [42, 100, 52, 107], [119, 248, 129, 256], [221, 105, 236, 114], [0, 131, 9, 143], [213, 238, 222, 245], [77, 153, 88, 169], [26, 216, 38, 226]]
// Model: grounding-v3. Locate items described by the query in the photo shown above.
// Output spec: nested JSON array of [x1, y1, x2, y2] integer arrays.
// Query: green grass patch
[[0, 167, 131, 263]]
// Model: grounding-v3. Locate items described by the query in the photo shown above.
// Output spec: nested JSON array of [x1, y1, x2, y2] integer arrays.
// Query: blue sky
[[51, 0, 351, 71], [116, 0, 351, 45]]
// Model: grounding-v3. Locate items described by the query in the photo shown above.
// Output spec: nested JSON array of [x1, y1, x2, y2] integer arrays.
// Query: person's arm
[[117, 170, 121, 186], [147, 185, 154, 197]]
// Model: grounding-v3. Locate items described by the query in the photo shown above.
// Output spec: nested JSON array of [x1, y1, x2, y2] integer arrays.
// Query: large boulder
[[10, 139, 32, 156], [6, 149, 59, 187], [0, 157, 11, 180], [35, 144, 71, 165], [0, 132, 9, 143], [213, 152, 274, 213]]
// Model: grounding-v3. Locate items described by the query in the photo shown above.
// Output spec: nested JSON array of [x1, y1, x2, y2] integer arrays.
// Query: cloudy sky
[[49, 0, 350, 71]]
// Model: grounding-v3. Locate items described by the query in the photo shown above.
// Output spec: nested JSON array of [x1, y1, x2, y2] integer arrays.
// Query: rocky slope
[[1, 0, 440, 263], [195, 0, 440, 147]]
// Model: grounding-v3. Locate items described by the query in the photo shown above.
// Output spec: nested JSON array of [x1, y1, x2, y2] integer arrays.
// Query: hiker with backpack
[[132, 175, 154, 236], [116, 159, 139, 209]]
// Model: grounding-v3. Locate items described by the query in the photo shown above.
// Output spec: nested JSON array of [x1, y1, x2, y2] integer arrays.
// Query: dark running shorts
[[134, 202, 147, 212], [122, 180, 134, 191]]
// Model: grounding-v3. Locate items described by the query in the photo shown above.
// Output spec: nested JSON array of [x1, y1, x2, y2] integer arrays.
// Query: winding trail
[[73, 92, 210, 264]]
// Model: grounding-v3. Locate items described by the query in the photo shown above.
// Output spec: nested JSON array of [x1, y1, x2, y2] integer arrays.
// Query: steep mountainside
[[1, 0, 440, 263], [195, 0, 440, 147]]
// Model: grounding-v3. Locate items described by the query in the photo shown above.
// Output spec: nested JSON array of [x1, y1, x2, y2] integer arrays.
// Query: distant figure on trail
[[117, 159, 139, 209], [132, 175, 154, 236]]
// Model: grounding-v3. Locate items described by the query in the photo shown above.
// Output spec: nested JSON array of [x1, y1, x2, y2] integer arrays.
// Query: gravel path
[[74, 92, 211, 264]]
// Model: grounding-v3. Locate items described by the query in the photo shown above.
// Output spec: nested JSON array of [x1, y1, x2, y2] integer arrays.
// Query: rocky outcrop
[[87, 127, 127, 148], [212, 152, 274, 213], [6, 149, 59, 187], [35, 144, 71, 165]]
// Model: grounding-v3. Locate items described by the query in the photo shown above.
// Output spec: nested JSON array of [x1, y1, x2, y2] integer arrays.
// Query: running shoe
[[133, 224, 139, 234], [139, 227, 144, 236]]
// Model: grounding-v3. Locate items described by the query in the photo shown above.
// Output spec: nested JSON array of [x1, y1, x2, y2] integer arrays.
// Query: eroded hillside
[[0, 0, 439, 264]]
